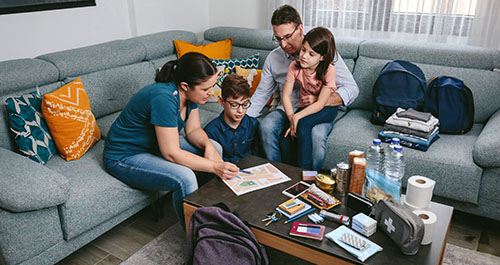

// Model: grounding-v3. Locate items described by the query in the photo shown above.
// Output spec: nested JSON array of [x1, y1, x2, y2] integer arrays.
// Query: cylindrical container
[[320, 210, 350, 225], [413, 210, 437, 245], [335, 162, 351, 196], [315, 173, 335, 194], [366, 139, 385, 173], [385, 145, 405, 181], [349, 157, 367, 195], [348, 150, 364, 168]]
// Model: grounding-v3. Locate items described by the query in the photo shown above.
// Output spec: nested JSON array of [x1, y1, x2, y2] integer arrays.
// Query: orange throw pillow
[[41, 78, 101, 161], [174, 39, 232, 59]]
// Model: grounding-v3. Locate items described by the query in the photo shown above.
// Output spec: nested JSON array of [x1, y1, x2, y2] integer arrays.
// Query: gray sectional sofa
[[0, 26, 499, 265]]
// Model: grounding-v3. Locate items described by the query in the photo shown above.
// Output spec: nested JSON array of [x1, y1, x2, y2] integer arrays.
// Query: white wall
[[0, 0, 266, 61], [208, 0, 268, 29], [0, 0, 211, 61], [0, 0, 131, 61]]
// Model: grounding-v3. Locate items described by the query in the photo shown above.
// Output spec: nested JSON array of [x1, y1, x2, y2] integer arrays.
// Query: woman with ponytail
[[103, 52, 239, 229]]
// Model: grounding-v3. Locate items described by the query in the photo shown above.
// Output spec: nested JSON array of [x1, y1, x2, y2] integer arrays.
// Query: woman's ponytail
[[155, 60, 178, 83], [155, 52, 216, 87]]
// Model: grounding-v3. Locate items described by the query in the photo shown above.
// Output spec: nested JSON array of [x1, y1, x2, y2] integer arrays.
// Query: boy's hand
[[213, 161, 239, 180]]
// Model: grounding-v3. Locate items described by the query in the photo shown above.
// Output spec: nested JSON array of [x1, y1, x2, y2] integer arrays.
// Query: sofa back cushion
[[71, 62, 156, 119], [36, 40, 147, 80], [129, 30, 197, 61], [350, 40, 500, 123]]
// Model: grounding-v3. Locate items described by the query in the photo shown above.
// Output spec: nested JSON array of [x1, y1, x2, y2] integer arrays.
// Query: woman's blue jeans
[[103, 137, 222, 230]]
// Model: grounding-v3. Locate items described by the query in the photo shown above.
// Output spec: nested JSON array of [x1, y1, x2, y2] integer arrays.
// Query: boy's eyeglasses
[[272, 26, 298, 44], [225, 100, 252, 109]]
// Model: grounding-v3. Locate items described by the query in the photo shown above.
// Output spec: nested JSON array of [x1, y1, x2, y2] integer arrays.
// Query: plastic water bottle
[[366, 139, 385, 174], [388, 138, 401, 151], [385, 145, 405, 181]]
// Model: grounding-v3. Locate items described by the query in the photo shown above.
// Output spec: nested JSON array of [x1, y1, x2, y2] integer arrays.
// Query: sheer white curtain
[[269, 0, 494, 46], [468, 0, 500, 50]]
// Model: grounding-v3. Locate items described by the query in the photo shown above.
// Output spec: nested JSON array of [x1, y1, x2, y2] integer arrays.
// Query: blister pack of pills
[[339, 233, 368, 251]]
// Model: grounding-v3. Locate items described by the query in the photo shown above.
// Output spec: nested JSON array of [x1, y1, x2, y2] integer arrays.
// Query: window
[[301, 0, 478, 43]]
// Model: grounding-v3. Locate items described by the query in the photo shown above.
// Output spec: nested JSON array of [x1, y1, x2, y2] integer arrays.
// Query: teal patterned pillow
[[5, 89, 57, 164], [211, 54, 260, 95], [211, 54, 260, 74]]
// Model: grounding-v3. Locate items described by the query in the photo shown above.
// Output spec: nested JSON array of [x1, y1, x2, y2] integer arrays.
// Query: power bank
[[346, 192, 374, 215]]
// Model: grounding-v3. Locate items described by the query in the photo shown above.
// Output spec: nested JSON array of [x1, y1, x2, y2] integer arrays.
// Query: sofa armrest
[[474, 109, 500, 168], [0, 147, 69, 212]]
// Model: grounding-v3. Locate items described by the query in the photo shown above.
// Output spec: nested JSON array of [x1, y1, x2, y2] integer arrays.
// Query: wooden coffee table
[[183, 156, 453, 265]]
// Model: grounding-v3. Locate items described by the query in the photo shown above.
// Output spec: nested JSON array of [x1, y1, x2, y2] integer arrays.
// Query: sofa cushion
[[44, 140, 156, 240], [37, 40, 146, 80], [151, 54, 178, 71], [129, 30, 197, 60], [199, 108, 221, 128], [324, 109, 483, 204], [474, 109, 500, 168], [335, 37, 363, 60], [174, 38, 232, 59], [42, 78, 101, 161], [204, 26, 277, 51], [0, 59, 59, 97], [359, 39, 500, 70], [0, 207, 63, 265], [75, 61, 156, 119], [0, 147, 69, 212], [5, 89, 57, 164], [96, 111, 121, 139]]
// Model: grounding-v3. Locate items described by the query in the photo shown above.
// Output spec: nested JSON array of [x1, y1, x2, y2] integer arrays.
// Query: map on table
[[223, 163, 291, 196]]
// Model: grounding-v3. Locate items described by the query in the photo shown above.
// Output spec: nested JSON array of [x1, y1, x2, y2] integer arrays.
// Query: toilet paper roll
[[405, 176, 436, 209], [413, 210, 437, 245]]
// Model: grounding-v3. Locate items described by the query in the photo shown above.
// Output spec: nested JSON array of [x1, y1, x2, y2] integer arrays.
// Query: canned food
[[315, 173, 335, 193], [336, 162, 351, 196]]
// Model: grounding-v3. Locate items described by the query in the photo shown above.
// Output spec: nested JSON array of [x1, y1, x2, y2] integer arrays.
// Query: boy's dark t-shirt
[[204, 113, 260, 163]]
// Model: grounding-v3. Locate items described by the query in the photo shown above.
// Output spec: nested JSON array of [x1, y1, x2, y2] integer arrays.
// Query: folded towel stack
[[378, 108, 440, 151]]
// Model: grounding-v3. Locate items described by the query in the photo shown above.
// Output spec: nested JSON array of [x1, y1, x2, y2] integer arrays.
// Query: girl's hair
[[299, 27, 337, 85], [155, 52, 217, 87]]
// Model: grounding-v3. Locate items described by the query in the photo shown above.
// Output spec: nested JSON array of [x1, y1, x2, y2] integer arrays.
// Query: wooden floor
[[57, 194, 500, 265]]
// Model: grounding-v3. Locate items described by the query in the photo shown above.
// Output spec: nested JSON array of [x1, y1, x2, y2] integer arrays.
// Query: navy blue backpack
[[423, 76, 474, 134], [371, 60, 426, 125]]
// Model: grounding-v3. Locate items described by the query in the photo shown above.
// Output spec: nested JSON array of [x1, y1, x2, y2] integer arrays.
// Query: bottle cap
[[373, 139, 382, 145], [391, 138, 401, 144], [394, 146, 403, 151]]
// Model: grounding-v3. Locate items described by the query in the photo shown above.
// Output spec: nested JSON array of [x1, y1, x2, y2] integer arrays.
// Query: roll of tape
[[406, 176, 436, 209], [413, 210, 437, 245]]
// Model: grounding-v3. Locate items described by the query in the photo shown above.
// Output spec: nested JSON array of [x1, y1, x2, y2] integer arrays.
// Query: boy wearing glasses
[[204, 74, 260, 163]]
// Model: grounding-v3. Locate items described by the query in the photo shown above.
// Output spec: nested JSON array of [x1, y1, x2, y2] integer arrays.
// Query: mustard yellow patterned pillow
[[41, 78, 101, 161]]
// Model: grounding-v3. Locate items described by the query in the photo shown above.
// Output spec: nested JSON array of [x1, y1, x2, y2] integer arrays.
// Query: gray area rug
[[121, 223, 500, 265]]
